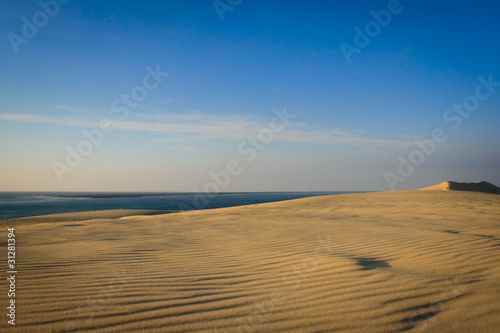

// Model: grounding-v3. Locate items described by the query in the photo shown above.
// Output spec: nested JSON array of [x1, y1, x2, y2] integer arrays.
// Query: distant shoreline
[[29, 191, 360, 199], [36, 193, 179, 199], [0, 191, 360, 221]]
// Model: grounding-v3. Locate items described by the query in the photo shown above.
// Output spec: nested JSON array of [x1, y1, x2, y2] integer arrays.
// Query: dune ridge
[[3, 191, 500, 332], [418, 180, 500, 194], [0, 209, 172, 225]]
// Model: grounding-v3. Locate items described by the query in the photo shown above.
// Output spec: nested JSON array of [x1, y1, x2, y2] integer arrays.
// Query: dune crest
[[418, 181, 500, 194]]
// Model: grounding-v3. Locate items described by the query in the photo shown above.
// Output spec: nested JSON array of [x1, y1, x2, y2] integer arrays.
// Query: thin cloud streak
[[0, 113, 415, 147], [0, 113, 95, 127]]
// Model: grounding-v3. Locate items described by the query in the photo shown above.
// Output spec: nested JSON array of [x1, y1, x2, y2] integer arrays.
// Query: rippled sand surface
[[3, 191, 500, 332]]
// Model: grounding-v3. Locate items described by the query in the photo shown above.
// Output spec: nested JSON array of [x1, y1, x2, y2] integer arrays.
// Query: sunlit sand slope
[[419, 181, 500, 194], [1, 209, 171, 225], [3, 191, 500, 332]]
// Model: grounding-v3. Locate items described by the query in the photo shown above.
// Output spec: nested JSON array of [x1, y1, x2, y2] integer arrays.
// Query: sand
[[418, 181, 500, 194], [1, 210, 172, 226], [2, 191, 500, 332]]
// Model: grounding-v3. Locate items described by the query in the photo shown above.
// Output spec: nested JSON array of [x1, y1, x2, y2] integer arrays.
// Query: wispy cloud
[[51, 105, 93, 114], [0, 112, 415, 147], [0, 113, 94, 127]]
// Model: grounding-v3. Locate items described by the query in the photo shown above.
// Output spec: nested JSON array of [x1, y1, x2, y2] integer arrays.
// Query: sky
[[0, 0, 499, 192]]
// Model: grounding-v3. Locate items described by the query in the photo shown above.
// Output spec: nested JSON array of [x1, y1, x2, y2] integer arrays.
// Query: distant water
[[0, 191, 364, 220]]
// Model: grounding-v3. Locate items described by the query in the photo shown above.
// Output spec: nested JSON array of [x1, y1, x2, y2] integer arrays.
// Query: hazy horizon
[[1, 0, 499, 192]]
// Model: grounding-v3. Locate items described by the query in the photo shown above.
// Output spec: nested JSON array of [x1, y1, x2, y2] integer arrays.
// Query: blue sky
[[1, 0, 499, 191]]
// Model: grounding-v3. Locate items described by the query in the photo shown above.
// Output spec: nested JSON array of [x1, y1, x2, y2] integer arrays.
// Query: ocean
[[0, 191, 362, 220]]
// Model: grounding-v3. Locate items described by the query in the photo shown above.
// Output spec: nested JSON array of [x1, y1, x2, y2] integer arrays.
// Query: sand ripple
[[3, 191, 500, 332]]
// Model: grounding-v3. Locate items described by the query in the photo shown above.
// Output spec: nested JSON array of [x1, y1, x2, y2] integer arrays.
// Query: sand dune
[[1, 209, 172, 225], [2, 191, 500, 332], [418, 180, 500, 194]]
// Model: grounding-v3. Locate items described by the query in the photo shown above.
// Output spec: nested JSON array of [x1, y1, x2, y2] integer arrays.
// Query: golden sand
[[1, 209, 171, 226], [418, 180, 500, 194], [2, 191, 500, 332]]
